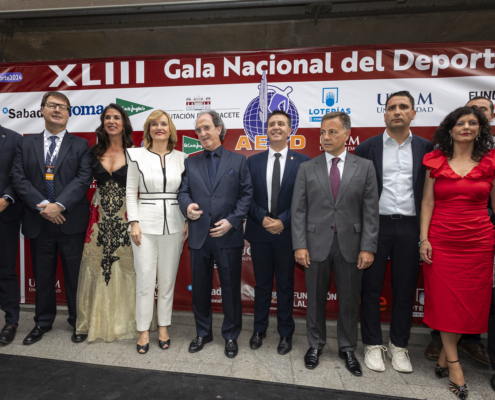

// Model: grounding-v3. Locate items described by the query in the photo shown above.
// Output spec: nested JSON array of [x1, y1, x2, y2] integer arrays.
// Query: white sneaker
[[364, 345, 387, 372], [388, 341, 413, 373]]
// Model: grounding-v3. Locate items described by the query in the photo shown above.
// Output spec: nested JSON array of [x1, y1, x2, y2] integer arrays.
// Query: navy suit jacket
[[354, 132, 433, 224], [11, 131, 93, 239], [245, 149, 310, 246], [178, 146, 253, 250], [0, 126, 22, 222]]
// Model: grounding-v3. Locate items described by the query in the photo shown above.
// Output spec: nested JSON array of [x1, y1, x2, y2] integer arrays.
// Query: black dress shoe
[[225, 339, 238, 358], [304, 347, 323, 369], [0, 323, 18, 345], [339, 350, 362, 376], [189, 334, 213, 353], [277, 337, 292, 355], [71, 328, 88, 344], [491, 374, 495, 392], [23, 325, 52, 345], [249, 332, 266, 350]]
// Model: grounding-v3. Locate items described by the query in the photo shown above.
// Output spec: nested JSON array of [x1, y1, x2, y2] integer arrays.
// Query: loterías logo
[[242, 70, 299, 146]]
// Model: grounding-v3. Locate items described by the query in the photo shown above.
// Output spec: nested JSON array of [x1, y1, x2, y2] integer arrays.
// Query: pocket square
[[228, 169, 235, 174]]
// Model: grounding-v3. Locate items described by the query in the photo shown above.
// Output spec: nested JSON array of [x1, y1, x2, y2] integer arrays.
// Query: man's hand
[[263, 217, 284, 235], [210, 219, 232, 237], [0, 198, 9, 213], [187, 203, 203, 220], [357, 251, 374, 270], [37, 203, 66, 225], [295, 248, 310, 268]]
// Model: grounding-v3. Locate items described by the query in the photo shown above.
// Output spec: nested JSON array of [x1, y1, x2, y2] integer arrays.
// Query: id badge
[[45, 165, 54, 181]]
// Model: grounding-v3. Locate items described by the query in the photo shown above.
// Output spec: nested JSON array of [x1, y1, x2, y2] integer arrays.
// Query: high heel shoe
[[447, 359, 468, 399], [136, 343, 149, 354], [434, 363, 449, 378], [159, 339, 171, 350]]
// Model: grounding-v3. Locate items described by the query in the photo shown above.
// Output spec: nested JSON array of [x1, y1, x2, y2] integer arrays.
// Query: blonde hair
[[143, 110, 178, 151]]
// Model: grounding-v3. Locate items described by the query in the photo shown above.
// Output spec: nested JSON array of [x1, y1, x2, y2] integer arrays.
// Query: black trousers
[[30, 221, 85, 328], [0, 217, 21, 325], [488, 287, 495, 369], [251, 237, 295, 337], [190, 235, 242, 340], [360, 216, 420, 348]]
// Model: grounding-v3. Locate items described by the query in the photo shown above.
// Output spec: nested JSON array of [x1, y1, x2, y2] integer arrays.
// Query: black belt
[[380, 214, 415, 220]]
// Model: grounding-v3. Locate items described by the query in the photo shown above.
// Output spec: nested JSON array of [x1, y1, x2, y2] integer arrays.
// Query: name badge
[[45, 165, 54, 181]]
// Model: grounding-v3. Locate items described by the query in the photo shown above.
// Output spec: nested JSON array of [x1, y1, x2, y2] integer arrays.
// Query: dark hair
[[267, 110, 291, 127], [385, 90, 415, 109], [321, 111, 351, 131], [466, 96, 494, 114], [40, 91, 71, 110], [92, 104, 133, 159], [433, 106, 493, 162], [196, 110, 226, 141]]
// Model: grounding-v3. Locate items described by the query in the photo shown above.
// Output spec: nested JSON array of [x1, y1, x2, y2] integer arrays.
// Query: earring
[[475, 135, 480, 141]]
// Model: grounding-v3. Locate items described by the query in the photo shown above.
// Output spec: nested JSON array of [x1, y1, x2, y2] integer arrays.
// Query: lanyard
[[44, 133, 63, 166]]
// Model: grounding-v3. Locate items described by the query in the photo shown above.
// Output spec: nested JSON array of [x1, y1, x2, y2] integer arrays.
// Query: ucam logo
[[376, 93, 433, 113], [309, 87, 351, 123], [182, 135, 203, 155]]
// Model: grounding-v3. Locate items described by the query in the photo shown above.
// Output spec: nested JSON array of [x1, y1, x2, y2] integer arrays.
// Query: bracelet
[[418, 238, 428, 247]]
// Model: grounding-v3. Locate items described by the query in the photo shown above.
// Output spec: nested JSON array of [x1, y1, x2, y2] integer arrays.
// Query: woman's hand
[[130, 221, 142, 246], [420, 239, 432, 265], [181, 221, 189, 245]]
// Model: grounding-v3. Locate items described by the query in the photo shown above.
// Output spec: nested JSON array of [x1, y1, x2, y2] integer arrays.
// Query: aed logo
[[236, 135, 306, 151], [376, 92, 433, 113]]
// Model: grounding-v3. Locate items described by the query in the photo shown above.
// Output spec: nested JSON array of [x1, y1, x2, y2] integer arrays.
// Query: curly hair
[[92, 104, 133, 158], [432, 106, 494, 162]]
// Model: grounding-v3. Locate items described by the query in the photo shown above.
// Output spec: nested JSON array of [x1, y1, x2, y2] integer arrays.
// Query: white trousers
[[132, 231, 183, 331]]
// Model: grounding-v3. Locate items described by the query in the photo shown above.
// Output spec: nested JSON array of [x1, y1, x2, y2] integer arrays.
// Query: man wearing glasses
[[11, 91, 92, 345]]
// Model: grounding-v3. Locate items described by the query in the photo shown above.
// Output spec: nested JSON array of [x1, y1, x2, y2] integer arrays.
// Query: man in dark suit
[[292, 111, 379, 376], [0, 126, 22, 345], [178, 110, 252, 358], [245, 110, 309, 355], [355, 91, 433, 373], [11, 91, 92, 345]]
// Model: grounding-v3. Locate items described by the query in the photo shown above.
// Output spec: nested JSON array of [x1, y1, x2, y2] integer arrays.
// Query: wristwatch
[[2, 195, 13, 204]]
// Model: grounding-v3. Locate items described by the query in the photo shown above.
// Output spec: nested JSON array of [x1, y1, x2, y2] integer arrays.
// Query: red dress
[[423, 149, 495, 334]]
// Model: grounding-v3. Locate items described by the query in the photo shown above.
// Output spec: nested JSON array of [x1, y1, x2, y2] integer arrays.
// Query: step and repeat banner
[[1, 41, 494, 323]]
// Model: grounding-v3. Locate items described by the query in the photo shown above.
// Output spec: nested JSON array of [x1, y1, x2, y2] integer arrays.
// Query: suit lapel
[[212, 149, 231, 191], [411, 135, 421, 185], [372, 133, 384, 186], [336, 152, 358, 205], [197, 152, 211, 192], [280, 149, 296, 193], [34, 132, 45, 177], [314, 153, 334, 205], [54, 133, 74, 174], [259, 150, 269, 197], [0, 127, 7, 154]]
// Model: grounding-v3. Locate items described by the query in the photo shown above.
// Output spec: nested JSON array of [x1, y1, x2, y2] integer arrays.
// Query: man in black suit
[[245, 110, 310, 355], [178, 110, 252, 358], [11, 91, 92, 345], [0, 126, 22, 345], [355, 91, 433, 373]]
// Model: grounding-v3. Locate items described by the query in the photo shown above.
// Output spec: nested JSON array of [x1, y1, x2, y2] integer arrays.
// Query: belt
[[139, 193, 178, 200], [380, 214, 415, 220]]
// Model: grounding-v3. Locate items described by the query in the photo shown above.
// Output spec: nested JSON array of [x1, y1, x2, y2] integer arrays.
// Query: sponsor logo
[[187, 285, 192, 291], [242, 245, 251, 261], [186, 95, 211, 111], [0, 72, 23, 82], [309, 87, 351, 122], [376, 92, 433, 113], [413, 288, 424, 317], [116, 98, 153, 116], [182, 135, 203, 155], [469, 91, 495, 101], [241, 284, 277, 302], [293, 292, 336, 308], [70, 104, 104, 116], [5, 108, 43, 119], [211, 287, 222, 303]]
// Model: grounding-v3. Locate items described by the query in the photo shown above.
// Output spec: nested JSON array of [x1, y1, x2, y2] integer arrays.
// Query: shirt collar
[[205, 144, 223, 157], [383, 130, 412, 145], [268, 146, 288, 159], [44, 129, 66, 139], [325, 149, 346, 164]]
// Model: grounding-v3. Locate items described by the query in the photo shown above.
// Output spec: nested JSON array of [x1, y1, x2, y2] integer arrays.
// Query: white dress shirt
[[266, 146, 288, 214], [325, 148, 346, 179], [379, 130, 415, 216]]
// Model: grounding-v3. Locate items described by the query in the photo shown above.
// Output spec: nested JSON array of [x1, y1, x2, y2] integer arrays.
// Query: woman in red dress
[[420, 106, 495, 399]]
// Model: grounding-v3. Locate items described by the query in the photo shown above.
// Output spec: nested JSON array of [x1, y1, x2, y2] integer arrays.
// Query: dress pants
[[305, 234, 363, 352], [251, 237, 295, 337], [0, 217, 21, 325], [190, 235, 242, 340], [360, 216, 419, 348], [30, 220, 85, 327], [132, 231, 182, 331], [488, 287, 495, 369]]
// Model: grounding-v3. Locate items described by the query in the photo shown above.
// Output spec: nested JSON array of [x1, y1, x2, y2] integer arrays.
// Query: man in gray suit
[[292, 111, 379, 376]]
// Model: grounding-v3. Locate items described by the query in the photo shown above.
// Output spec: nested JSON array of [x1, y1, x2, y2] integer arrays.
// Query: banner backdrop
[[2, 41, 494, 323]]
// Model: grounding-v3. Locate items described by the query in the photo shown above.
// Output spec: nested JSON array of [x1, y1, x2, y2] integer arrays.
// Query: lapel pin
[[291, 156, 293, 160]]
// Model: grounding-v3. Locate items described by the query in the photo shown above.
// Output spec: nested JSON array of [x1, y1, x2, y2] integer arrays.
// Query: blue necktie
[[45, 136, 58, 203], [207, 152, 216, 189]]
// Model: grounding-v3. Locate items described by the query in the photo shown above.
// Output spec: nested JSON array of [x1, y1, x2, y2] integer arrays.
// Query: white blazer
[[126, 147, 188, 235]]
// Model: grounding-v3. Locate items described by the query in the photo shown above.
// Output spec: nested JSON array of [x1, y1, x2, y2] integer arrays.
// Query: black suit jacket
[[354, 132, 434, 224], [0, 126, 22, 222], [11, 131, 93, 239]]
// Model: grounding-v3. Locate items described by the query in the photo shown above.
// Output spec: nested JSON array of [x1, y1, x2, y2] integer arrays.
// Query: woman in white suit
[[126, 110, 188, 354]]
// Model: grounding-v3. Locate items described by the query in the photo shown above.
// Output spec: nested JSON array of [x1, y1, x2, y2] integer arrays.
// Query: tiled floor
[[1, 310, 494, 400]]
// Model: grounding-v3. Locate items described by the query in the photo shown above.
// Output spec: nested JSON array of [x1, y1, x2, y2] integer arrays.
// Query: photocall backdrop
[[1, 41, 495, 324]]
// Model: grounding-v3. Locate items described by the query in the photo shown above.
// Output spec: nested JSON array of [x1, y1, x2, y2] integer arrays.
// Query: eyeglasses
[[45, 102, 70, 112]]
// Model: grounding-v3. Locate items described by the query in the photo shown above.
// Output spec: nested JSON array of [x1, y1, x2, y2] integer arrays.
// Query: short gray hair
[[196, 110, 227, 142], [321, 112, 351, 132]]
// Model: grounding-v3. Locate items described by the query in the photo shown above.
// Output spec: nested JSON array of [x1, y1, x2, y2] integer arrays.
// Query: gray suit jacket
[[291, 151, 379, 264]]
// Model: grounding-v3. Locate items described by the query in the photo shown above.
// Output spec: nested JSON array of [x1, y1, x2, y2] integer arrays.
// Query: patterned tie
[[207, 151, 216, 189], [45, 136, 58, 203], [330, 157, 340, 202]]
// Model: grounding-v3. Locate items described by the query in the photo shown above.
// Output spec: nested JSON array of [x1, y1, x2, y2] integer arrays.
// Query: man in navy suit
[[178, 110, 252, 358], [11, 91, 92, 345], [245, 110, 310, 355], [355, 91, 433, 373], [0, 126, 22, 345]]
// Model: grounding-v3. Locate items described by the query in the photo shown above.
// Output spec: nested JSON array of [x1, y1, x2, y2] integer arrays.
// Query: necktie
[[330, 157, 340, 202], [45, 136, 58, 203], [271, 153, 281, 217], [207, 152, 216, 189]]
